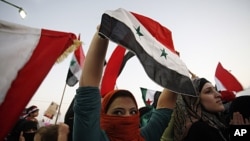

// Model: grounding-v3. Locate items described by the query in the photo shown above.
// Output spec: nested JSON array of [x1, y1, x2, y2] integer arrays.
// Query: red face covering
[[101, 89, 145, 141]]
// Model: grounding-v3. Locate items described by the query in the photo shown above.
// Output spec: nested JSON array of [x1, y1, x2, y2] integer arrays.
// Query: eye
[[112, 110, 124, 116], [130, 110, 138, 115], [204, 89, 212, 94], [204, 87, 217, 94]]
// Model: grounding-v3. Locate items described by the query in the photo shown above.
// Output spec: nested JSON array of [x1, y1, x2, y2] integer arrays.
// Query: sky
[[1, 0, 250, 123]]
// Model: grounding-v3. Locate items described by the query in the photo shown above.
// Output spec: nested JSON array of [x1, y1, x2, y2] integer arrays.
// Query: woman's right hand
[[230, 112, 250, 125]]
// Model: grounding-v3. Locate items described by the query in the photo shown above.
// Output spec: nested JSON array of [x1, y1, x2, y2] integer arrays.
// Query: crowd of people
[[5, 24, 250, 141]]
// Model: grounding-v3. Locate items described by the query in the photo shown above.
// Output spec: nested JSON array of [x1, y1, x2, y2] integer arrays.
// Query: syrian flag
[[100, 45, 134, 96], [66, 35, 85, 86], [0, 20, 77, 140], [215, 62, 243, 92], [99, 8, 196, 96], [140, 87, 162, 108]]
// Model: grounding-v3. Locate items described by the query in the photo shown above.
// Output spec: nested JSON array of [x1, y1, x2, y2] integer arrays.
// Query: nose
[[124, 111, 131, 116], [214, 90, 222, 98]]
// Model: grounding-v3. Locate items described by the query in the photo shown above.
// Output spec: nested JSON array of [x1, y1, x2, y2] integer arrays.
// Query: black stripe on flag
[[99, 13, 196, 96]]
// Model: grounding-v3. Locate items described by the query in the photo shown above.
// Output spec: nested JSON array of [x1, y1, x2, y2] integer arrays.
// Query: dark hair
[[105, 90, 137, 113]]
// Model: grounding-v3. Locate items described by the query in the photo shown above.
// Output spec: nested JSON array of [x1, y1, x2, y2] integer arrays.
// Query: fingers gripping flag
[[99, 8, 196, 96]]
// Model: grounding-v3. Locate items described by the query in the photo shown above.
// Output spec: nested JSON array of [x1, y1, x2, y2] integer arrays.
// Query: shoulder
[[185, 121, 224, 141], [189, 120, 216, 133]]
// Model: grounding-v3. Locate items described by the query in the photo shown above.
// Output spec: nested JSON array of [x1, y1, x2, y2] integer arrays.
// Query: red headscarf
[[100, 89, 145, 141]]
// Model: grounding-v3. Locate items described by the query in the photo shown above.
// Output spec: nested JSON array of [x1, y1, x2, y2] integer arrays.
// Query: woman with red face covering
[[72, 26, 177, 141]]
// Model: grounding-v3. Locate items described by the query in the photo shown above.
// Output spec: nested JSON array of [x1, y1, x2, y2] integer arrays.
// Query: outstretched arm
[[156, 88, 177, 109], [79, 27, 109, 87]]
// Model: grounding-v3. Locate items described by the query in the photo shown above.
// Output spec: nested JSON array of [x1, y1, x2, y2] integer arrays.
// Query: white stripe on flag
[[104, 8, 190, 77], [0, 19, 77, 140], [0, 20, 41, 104], [69, 55, 82, 80], [99, 8, 196, 96]]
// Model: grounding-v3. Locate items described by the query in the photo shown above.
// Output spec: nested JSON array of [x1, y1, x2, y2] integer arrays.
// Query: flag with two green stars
[[99, 8, 196, 96], [66, 35, 85, 86]]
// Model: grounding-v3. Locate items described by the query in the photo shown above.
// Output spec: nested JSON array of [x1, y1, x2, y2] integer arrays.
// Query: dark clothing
[[184, 120, 228, 141]]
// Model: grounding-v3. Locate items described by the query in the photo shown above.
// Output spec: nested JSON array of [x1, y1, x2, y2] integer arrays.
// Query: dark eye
[[113, 110, 124, 116], [130, 110, 138, 115], [204, 89, 212, 94]]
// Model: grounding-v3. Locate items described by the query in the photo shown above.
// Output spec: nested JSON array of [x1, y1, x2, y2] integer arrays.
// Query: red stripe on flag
[[100, 46, 126, 97], [74, 35, 85, 67], [131, 12, 177, 54], [215, 62, 243, 92], [0, 29, 76, 140]]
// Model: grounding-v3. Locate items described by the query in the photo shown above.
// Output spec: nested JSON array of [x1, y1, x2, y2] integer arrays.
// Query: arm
[[140, 88, 176, 140], [79, 27, 109, 87], [73, 27, 109, 141], [156, 88, 177, 109]]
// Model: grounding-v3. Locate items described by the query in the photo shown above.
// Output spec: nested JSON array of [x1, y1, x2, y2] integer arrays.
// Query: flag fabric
[[140, 87, 162, 107], [236, 87, 250, 97], [215, 62, 243, 92], [66, 35, 85, 86], [99, 8, 196, 96], [100, 45, 134, 96], [0, 20, 77, 139]]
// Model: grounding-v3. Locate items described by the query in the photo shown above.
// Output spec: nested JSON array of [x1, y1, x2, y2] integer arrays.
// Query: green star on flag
[[99, 8, 197, 96], [70, 59, 76, 66], [160, 48, 168, 59], [135, 26, 143, 37]]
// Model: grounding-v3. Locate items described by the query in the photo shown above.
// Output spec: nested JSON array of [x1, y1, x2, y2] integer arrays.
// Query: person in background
[[174, 78, 229, 141], [25, 105, 39, 123], [33, 123, 69, 141], [64, 98, 75, 141], [5, 107, 37, 141], [20, 120, 38, 141], [73, 25, 177, 141], [19, 123, 69, 141]]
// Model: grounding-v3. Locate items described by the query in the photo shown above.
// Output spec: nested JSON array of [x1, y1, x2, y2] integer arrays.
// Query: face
[[31, 110, 39, 117], [106, 97, 138, 116], [200, 83, 225, 113]]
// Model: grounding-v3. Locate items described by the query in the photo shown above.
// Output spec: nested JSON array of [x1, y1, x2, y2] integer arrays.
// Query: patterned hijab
[[100, 89, 145, 141], [174, 78, 227, 141]]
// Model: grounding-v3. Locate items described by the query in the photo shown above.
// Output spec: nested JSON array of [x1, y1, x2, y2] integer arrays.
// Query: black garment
[[64, 98, 75, 141], [5, 119, 26, 141], [5, 119, 37, 141], [184, 120, 229, 141]]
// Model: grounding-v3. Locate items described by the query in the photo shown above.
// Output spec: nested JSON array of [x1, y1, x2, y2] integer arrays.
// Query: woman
[[73, 26, 177, 141], [25, 105, 39, 123], [174, 78, 229, 141]]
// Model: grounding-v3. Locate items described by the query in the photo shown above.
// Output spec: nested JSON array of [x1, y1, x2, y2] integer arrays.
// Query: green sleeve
[[73, 86, 109, 141], [140, 108, 173, 141]]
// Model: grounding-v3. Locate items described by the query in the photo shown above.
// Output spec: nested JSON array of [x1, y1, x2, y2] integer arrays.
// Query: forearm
[[79, 31, 109, 87], [156, 88, 177, 109]]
